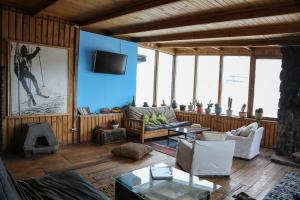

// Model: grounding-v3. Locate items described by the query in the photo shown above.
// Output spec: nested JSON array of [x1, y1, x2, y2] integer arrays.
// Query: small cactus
[[228, 97, 232, 110]]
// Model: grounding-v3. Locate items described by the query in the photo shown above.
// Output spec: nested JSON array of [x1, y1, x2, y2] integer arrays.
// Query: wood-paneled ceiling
[[2, 0, 300, 51]]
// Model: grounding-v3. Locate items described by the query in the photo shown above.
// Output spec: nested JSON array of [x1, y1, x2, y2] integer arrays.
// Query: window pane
[[221, 56, 250, 115], [196, 56, 220, 107], [136, 47, 155, 106], [253, 59, 281, 118], [175, 56, 195, 105], [157, 52, 173, 106]]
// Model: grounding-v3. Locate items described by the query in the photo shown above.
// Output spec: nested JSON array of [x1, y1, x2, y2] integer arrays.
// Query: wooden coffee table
[[167, 126, 211, 144]]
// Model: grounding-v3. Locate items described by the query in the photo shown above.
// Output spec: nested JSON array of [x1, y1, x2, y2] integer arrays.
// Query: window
[[175, 56, 195, 105], [221, 56, 250, 115], [136, 47, 155, 106], [157, 52, 173, 106], [253, 59, 281, 118], [196, 56, 220, 107]]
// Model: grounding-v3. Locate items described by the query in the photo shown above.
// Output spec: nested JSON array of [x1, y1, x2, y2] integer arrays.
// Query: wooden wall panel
[[79, 113, 124, 143], [1, 7, 80, 151], [175, 111, 277, 149]]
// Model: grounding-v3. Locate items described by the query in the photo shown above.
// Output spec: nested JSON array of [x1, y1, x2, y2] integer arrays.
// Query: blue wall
[[78, 31, 137, 112]]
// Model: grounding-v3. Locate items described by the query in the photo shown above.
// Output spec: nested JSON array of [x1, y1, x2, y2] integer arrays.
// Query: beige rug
[[99, 183, 115, 200]]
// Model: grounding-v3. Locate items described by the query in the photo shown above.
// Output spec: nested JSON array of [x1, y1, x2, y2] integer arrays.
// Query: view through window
[[221, 56, 250, 115], [136, 47, 155, 107], [253, 59, 281, 118]]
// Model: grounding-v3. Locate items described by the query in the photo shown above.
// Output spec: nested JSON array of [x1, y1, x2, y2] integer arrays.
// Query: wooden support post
[[171, 55, 177, 103], [153, 50, 159, 106], [247, 51, 256, 117], [217, 55, 224, 105], [193, 55, 198, 104]]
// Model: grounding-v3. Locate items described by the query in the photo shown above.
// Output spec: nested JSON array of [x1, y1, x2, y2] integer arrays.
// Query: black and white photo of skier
[[10, 42, 68, 116]]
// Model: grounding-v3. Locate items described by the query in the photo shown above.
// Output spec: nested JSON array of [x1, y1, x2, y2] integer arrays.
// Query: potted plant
[[205, 101, 213, 114], [179, 104, 186, 111], [188, 102, 194, 112], [161, 100, 167, 107], [255, 108, 263, 121], [171, 99, 178, 109], [196, 100, 203, 113], [215, 104, 222, 115], [143, 102, 149, 107], [110, 120, 119, 129], [239, 104, 247, 118], [226, 97, 233, 116]]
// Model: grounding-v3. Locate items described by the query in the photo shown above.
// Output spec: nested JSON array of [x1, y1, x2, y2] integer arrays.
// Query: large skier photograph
[[10, 42, 69, 116]]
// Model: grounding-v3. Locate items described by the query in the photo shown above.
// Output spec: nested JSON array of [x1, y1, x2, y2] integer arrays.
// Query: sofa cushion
[[145, 124, 166, 131], [202, 131, 227, 141], [149, 113, 161, 125], [126, 106, 177, 123], [111, 142, 152, 160], [0, 158, 22, 200], [157, 114, 169, 124], [17, 171, 109, 200]]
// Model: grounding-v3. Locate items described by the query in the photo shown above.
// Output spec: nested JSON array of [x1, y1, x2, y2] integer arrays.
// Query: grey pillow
[[112, 142, 152, 160]]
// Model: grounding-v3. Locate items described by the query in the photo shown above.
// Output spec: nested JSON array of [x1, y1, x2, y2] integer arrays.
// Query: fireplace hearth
[[18, 122, 59, 158], [272, 46, 300, 168]]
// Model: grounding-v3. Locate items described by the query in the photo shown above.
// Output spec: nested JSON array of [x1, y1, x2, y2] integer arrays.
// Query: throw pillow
[[231, 126, 246, 136], [142, 114, 149, 124], [202, 131, 227, 141], [149, 113, 161, 125], [111, 142, 152, 160], [246, 122, 258, 131], [157, 114, 169, 124], [239, 128, 252, 137]]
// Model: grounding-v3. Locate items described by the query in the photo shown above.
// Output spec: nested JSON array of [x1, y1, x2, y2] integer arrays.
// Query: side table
[[93, 127, 126, 145]]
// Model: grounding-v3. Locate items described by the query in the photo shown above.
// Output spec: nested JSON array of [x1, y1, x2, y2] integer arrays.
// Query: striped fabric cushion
[[126, 106, 177, 123]]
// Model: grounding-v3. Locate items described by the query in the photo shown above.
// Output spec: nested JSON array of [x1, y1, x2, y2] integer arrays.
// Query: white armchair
[[226, 127, 264, 160], [176, 139, 235, 176]]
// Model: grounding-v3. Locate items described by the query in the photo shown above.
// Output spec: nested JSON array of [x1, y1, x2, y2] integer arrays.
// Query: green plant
[[207, 100, 213, 109], [241, 104, 246, 112], [227, 97, 232, 110], [196, 100, 203, 107], [111, 120, 119, 125], [255, 108, 263, 113]]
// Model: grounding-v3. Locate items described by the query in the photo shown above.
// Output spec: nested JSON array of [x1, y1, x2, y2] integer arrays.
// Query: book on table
[[150, 166, 173, 180]]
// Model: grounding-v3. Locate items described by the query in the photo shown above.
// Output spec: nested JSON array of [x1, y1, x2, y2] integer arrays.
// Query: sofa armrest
[[226, 134, 252, 141], [124, 118, 145, 143]]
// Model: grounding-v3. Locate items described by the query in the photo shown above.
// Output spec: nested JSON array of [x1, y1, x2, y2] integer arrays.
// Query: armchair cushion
[[202, 131, 227, 141]]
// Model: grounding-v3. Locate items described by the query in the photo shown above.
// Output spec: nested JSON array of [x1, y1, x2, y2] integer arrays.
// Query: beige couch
[[124, 106, 191, 143]]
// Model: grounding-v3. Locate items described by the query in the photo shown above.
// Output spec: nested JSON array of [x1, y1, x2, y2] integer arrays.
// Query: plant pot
[[197, 106, 203, 113], [111, 124, 119, 129], [226, 110, 232, 116], [255, 112, 263, 121], [215, 107, 222, 115], [205, 108, 211, 114], [171, 100, 178, 109], [239, 111, 247, 118], [180, 105, 186, 111], [188, 104, 194, 112]]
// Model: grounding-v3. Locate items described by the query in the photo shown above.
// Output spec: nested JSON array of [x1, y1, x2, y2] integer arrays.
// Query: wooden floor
[[4, 143, 300, 200]]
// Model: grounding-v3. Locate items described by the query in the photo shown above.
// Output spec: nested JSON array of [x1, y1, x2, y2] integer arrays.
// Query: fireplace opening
[[35, 136, 49, 148]]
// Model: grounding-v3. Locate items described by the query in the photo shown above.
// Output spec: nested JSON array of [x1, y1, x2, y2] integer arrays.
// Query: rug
[[263, 172, 300, 200], [146, 139, 177, 157], [99, 183, 115, 200]]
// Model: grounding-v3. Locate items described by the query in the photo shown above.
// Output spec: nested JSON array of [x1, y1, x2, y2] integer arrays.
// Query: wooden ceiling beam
[[157, 37, 300, 48], [80, 0, 181, 26], [30, 0, 58, 15], [110, 1, 300, 35], [137, 23, 300, 42]]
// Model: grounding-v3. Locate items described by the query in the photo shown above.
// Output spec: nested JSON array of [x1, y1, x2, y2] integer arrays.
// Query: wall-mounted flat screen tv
[[93, 50, 127, 75]]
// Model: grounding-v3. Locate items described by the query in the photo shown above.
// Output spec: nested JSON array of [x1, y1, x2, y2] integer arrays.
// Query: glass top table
[[168, 126, 211, 143], [113, 163, 221, 200]]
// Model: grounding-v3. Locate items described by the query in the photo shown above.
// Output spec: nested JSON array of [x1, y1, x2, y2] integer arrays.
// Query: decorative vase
[[131, 96, 136, 107], [188, 104, 194, 112], [215, 106, 222, 115], [239, 111, 247, 118], [197, 106, 203, 113], [226, 110, 233, 116], [171, 100, 178, 109], [143, 102, 149, 107], [205, 108, 211, 114], [255, 112, 263, 121], [179, 105, 186, 111]]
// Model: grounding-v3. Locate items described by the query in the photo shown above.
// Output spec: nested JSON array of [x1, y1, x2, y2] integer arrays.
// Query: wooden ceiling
[[2, 0, 300, 51]]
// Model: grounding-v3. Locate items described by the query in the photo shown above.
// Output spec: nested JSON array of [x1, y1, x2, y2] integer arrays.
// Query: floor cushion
[[111, 142, 152, 160]]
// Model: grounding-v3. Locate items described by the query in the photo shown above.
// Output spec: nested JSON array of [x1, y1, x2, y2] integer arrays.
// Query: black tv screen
[[93, 50, 127, 75]]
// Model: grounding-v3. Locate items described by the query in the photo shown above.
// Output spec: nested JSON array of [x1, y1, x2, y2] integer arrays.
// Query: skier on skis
[[14, 45, 43, 105]]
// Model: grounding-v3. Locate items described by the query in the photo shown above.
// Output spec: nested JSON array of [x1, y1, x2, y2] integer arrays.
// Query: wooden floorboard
[[3, 143, 300, 200]]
